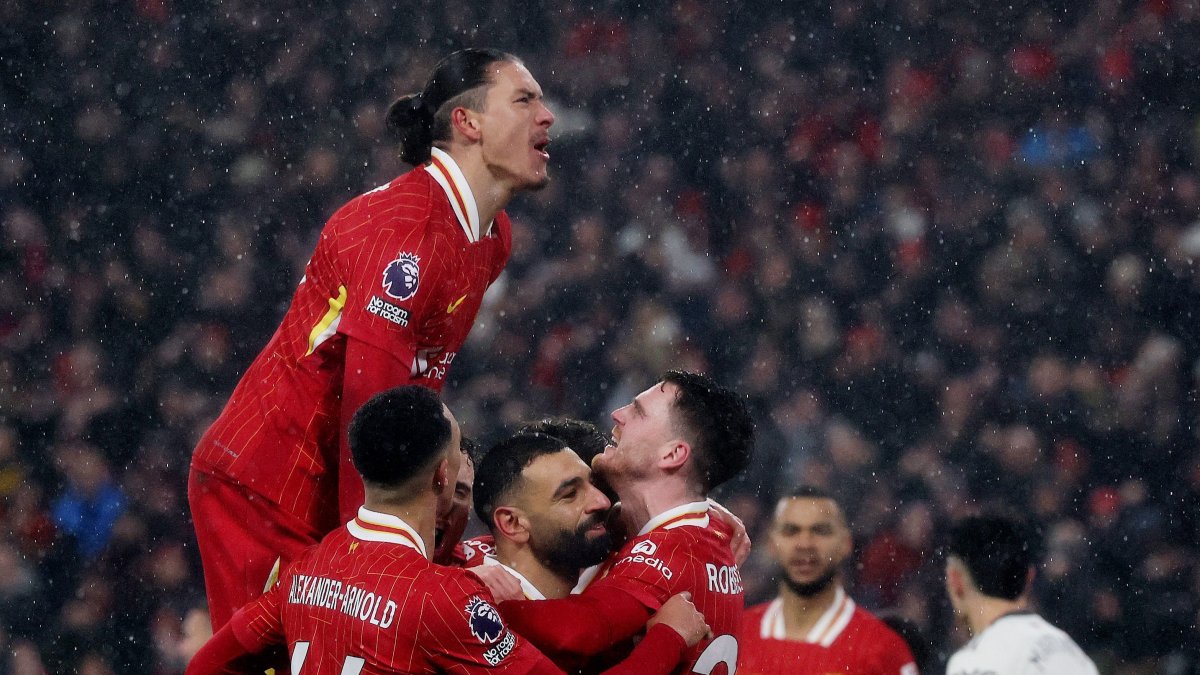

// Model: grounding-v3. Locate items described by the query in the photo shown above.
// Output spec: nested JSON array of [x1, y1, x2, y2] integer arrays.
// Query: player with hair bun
[[188, 48, 555, 630]]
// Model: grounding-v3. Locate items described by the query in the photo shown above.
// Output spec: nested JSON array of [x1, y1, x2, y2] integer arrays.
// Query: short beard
[[531, 516, 613, 580], [779, 564, 839, 598]]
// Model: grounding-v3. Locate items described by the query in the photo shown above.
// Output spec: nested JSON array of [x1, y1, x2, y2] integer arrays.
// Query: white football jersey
[[946, 611, 1098, 675]]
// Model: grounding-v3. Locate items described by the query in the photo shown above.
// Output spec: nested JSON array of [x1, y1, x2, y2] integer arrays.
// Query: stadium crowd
[[3, 0, 1200, 672]]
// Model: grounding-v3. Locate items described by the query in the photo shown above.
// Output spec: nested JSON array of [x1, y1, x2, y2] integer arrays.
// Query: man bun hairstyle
[[662, 370, 755, 492], [473, 431, 568, 529], [947, 513, 1037, 600], [348, 385, 451, 488], [386, 48, 520, 166]]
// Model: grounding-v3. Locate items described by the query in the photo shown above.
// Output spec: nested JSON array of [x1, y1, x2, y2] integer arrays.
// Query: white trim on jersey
[[425, 147, 490, 242], [572, 564, 602, 595], [481, 556, 547, 600], [759, 586, 856, 646], [638, 501, 712, 536], [347, 507, 428, 558]]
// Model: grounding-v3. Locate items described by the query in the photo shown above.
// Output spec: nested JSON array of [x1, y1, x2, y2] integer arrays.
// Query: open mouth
[[533, 139, 550, 159]]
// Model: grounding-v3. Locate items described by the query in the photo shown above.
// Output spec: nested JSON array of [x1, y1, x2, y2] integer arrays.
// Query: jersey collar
[[347, 507, 428, 558], [482, 556, 547, 600], [425, 147, 489, 243], [761, 585, 856, 646], [573, 502, 712, 596], [638, 501, 711, 536]]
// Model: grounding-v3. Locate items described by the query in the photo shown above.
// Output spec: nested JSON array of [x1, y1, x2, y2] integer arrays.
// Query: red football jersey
[[579, 502, 743, 675], [192, 147, 511, 532], [231, 508, 546, 674], [448, 536, 496, 568], [738, 589, 918, 675]]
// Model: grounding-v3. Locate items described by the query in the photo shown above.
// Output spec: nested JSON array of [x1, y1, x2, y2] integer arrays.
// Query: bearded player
[[187, 386, 710, 674], [738, 487, 917, 675], [188, 48, 556, 629], [471, 431, 616, 599], [448, 418, 613, 569], [498, 371, 755, 674]]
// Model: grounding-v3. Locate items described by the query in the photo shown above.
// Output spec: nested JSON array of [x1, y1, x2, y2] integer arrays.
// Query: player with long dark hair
[[188, 48, 555, 630]]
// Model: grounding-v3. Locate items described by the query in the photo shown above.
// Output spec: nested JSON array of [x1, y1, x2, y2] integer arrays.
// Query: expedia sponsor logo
[[631, 540, 657, 556], [614, 552, 674, 579], [367, 296, 410, 327], [463, 540, 495, 561]]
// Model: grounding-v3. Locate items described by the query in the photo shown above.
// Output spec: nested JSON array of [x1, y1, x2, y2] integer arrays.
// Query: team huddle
[[185, 49, 1098, 674]]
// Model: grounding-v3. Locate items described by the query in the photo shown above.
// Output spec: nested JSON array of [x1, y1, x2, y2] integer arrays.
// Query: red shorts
[[188, 468, 322, 630]]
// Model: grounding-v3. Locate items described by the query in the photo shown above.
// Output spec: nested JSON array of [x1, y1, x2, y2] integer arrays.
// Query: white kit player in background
[[944, 514, 1098, 675]]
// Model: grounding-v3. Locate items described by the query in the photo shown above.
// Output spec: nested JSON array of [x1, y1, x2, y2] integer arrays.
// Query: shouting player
[[187, 386, 710, 674], [945, 514, 1098, 675], [499, 370, 755, 674], [738, 487, 918, 675], [188, 48, 555, 629]]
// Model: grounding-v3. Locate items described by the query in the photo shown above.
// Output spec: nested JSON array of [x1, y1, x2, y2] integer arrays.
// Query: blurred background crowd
[[3, 0, 1200, 673]]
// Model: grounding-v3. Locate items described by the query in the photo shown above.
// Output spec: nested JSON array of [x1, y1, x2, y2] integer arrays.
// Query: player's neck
[[617, 479, 704, 534], [494, 543, 576, 599], [362, 494, 438, 559], [444, 146, 511, 233], [778, 580, 843, 638], [968, 595, 1027, 636]]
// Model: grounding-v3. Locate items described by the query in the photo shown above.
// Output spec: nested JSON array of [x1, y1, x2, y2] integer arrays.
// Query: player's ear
[[1023, 565, 1036, 594], [493, 506, 530, 544], [432, 457, 450, 495], [660, 440, 690, 471], [451, 107, 482, 143], [946, 562, 967, 600]]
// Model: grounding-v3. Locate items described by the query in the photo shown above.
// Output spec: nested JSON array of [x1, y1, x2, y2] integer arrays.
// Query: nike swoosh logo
[[447, 294, 468, 314]]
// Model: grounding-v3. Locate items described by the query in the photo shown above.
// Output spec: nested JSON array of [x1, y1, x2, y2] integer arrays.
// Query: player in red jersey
[[188, 386, 711, 675], [497, 371, 756, 674], [433, 437, 479, 565], [188, 48, 557, 629], [738, 487, 918, 675]]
